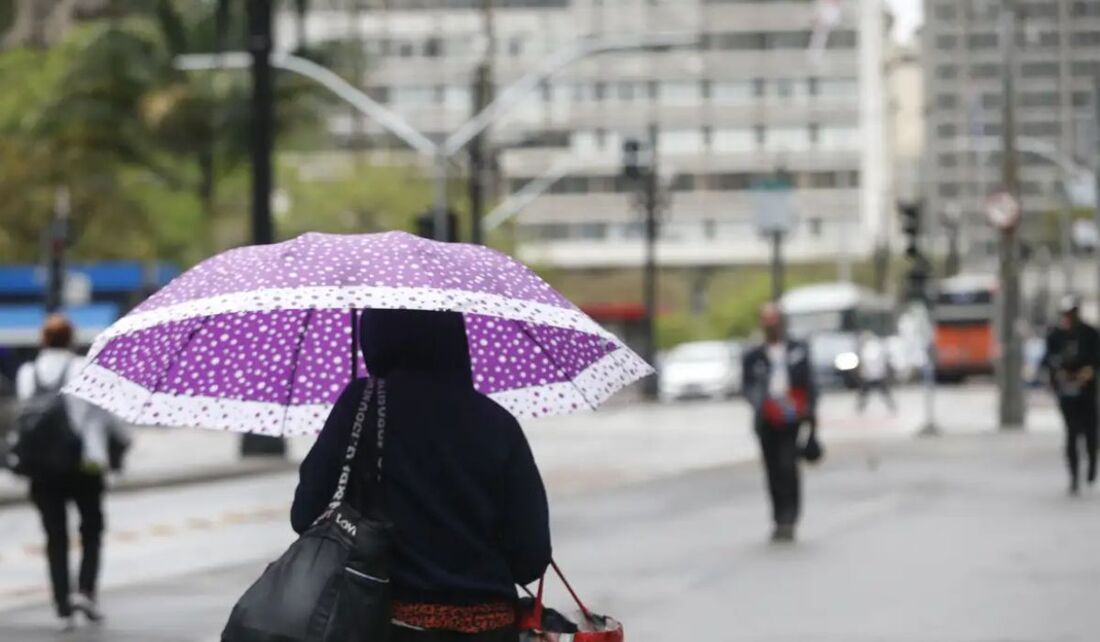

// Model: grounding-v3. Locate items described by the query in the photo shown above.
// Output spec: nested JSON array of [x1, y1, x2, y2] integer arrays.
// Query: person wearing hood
[[15, 315, 127, 630], [291, 308, 551, 641], [1043, 295, 1100, 495]]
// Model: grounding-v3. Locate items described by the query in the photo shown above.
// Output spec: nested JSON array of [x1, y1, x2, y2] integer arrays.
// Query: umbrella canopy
[[65, 232, 652, 435]]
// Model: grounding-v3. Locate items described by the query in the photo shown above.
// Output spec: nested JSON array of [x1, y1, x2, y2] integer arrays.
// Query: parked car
[[658, 340, 742, 402]]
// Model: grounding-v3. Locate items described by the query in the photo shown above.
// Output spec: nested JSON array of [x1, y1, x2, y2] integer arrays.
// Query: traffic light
[[899, 202, 921, 259], [414, 210, 460, 242], [898, 202, 929, 302], [622, 139, 642, 180]]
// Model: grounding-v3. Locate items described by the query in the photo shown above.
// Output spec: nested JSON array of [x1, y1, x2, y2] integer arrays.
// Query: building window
[[659, 81, 703, 106], [935, 34, 958, 49], [936, 123, 958, 139], [424, 37, 443, 57], [1019, 92, 1058, 108], [818, 78, 858, 97], [1073, 1, 1100, 17], [754, 125, 766, 148], [808, 217, 823, 236], [933, 2, 957, 20], [753, 78, 767, 97], [818, 125, 860, 150], [765, 126, 812, 152], [615, 82, 636, 101], [1020, 121, 1061, 136], [807, 77, 819, 96], [971, 63, 1001, 79], [939, 153, 958, 168], [1021, 62, 1059, 76], [936, 94, 959, 109], [936, 64, 959, 80], [766, 31, 810, 49], [967, 33, 999, 49], [711, 128, 755, 153], [593, 82, 607, 102], [939, 183, 960, 198], [1073, 31, 1100, 47], [659, 129, 706, 154], [808, 123, 820, 146]]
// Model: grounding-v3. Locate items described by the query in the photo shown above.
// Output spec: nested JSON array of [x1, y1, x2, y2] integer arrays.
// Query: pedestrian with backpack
[[10, 314, 128, 631]]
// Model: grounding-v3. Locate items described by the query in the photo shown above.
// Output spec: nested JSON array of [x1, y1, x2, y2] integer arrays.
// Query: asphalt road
[[0, 426, 1092, 642]]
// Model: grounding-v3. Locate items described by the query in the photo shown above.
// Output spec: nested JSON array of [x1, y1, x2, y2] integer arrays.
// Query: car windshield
[[809, 333, 857, 364], [667, 343, 733, 364]]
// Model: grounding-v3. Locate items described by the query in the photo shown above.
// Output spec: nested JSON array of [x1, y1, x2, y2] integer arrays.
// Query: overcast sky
[[885, 0, 924, 43]]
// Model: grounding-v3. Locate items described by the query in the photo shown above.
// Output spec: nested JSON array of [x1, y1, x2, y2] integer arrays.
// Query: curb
[[0, 459, 299, 509]]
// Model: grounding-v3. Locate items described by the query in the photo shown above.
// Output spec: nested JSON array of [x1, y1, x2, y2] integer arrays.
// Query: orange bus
[[933, 275, 997, 381]]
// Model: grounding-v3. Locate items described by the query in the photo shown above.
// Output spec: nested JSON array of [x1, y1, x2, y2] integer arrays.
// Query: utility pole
[[469, 0, 496, 245], [997, 0, 1026, 430], [248, 0, 274, 247], [622, 127, 661, 401], [899, 202, 937, 435], [642, 124, 660, 401], [242, 0, 285, 457], [770, 232, 784, 301], [45, 187, 70, 313]]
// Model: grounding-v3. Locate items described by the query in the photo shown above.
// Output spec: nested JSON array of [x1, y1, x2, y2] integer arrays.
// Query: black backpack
[[7, 358, 83, 478], [221, 378, 392, 642]]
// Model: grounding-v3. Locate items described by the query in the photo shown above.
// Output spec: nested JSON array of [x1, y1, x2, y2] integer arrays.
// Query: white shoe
[[59, 615, 77, 633], [71, 593, 104, 623]]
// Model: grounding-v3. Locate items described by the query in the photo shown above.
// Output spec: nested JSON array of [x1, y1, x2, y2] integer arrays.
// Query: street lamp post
[[176, 34, 695, 243], [997, 0, 1026, 431]]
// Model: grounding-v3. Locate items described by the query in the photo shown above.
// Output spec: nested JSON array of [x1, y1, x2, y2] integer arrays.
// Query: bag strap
[[327, 377, 377, 509], [33, 355, 74, 395], [521, 560, 594, 626]]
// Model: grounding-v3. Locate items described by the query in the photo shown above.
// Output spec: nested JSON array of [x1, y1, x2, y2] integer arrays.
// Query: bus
[[779, 282, 895, 338], [779, 283, 895, 387], [933, 274, 997, 381]]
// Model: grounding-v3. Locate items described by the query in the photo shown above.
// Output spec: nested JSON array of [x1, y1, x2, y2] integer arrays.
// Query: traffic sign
[[751, 177, 795, 235], [985, 191, 1020, 231]]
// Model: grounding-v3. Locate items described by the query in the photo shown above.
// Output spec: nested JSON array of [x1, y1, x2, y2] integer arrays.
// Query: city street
[[0, 384, 1092, 641]]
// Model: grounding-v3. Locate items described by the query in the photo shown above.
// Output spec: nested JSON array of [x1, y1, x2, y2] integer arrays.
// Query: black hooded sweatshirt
[[290, 308, 552, 605]]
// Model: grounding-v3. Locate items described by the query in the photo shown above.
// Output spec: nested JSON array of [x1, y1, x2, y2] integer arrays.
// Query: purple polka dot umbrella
[[63, 232, 653, 436]]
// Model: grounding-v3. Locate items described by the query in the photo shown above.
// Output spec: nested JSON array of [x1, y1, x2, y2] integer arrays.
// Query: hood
[[358, 308, 473, 384]]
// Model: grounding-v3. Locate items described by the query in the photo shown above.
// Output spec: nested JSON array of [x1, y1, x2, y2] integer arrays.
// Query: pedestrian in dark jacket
[[15, 315, 125, 631], [741, 303, 819, 543], [291, 308, 552, 641], [1043, 295, 1100, 495]]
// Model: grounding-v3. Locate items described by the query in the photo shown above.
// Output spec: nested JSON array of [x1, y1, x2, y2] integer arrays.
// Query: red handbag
[[517, 561, 624, 642]]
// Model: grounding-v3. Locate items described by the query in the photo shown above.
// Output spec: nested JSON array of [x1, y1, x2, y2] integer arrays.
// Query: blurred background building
[[923, 0, 1100, 266], [278, 0, 891, 272]]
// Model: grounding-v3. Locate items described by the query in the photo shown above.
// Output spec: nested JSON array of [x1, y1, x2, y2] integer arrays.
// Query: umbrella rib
[[279, 308, 316, 435], [512, 320, 598, 412], [137, 314, 213, 424]]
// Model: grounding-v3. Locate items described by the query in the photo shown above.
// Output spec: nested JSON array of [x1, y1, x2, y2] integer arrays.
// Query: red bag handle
[[520, 559, 595, 626]]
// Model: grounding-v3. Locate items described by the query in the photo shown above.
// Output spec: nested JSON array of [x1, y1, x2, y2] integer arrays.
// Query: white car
[[658, 341, 742, 402]]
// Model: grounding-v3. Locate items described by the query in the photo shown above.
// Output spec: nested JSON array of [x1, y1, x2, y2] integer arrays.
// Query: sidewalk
[[0, 383, 1064, 505]]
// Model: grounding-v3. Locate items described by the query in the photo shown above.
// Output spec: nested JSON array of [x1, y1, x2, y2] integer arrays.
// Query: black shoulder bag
[[222, 378, 392, 642]]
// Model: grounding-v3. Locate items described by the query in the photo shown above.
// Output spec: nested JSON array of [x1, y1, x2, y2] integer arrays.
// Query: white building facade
[[279, 0, 889, 270]]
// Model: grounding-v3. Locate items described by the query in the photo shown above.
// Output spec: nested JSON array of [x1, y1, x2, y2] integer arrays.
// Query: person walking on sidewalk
[[1043, 296, 1100, 496], [291, 309, 552, 641], [13, 315, 127, 631], [742, 303, 820, 543], [856, 332, 897, 414]]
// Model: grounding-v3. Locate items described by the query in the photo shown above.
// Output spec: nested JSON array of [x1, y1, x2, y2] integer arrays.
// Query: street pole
[[770, 232, 784, 302], [45, 187, 70, 313], [998, 0, 1026, 430], [1094, 71, 1100, 323], [468, 0, 495, 245], [248, 0, 274, 247], [641, 124, 660, 401], [242, 0, 285, 457]]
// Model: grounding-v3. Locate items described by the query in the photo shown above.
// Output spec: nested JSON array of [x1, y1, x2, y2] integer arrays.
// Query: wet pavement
[[0, 422, 1092, 641]]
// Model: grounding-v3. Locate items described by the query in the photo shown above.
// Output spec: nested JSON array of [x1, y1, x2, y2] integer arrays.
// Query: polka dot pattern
[[65, 232, 655, 434]]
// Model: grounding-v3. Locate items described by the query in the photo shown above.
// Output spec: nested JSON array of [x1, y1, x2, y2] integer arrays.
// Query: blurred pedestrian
[[856, 332, 896, 414], [291, 309, 551, 641], [1043, 296, 1100, 496], [742, 303, 820, 543], [13, 314, 127, 631]]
